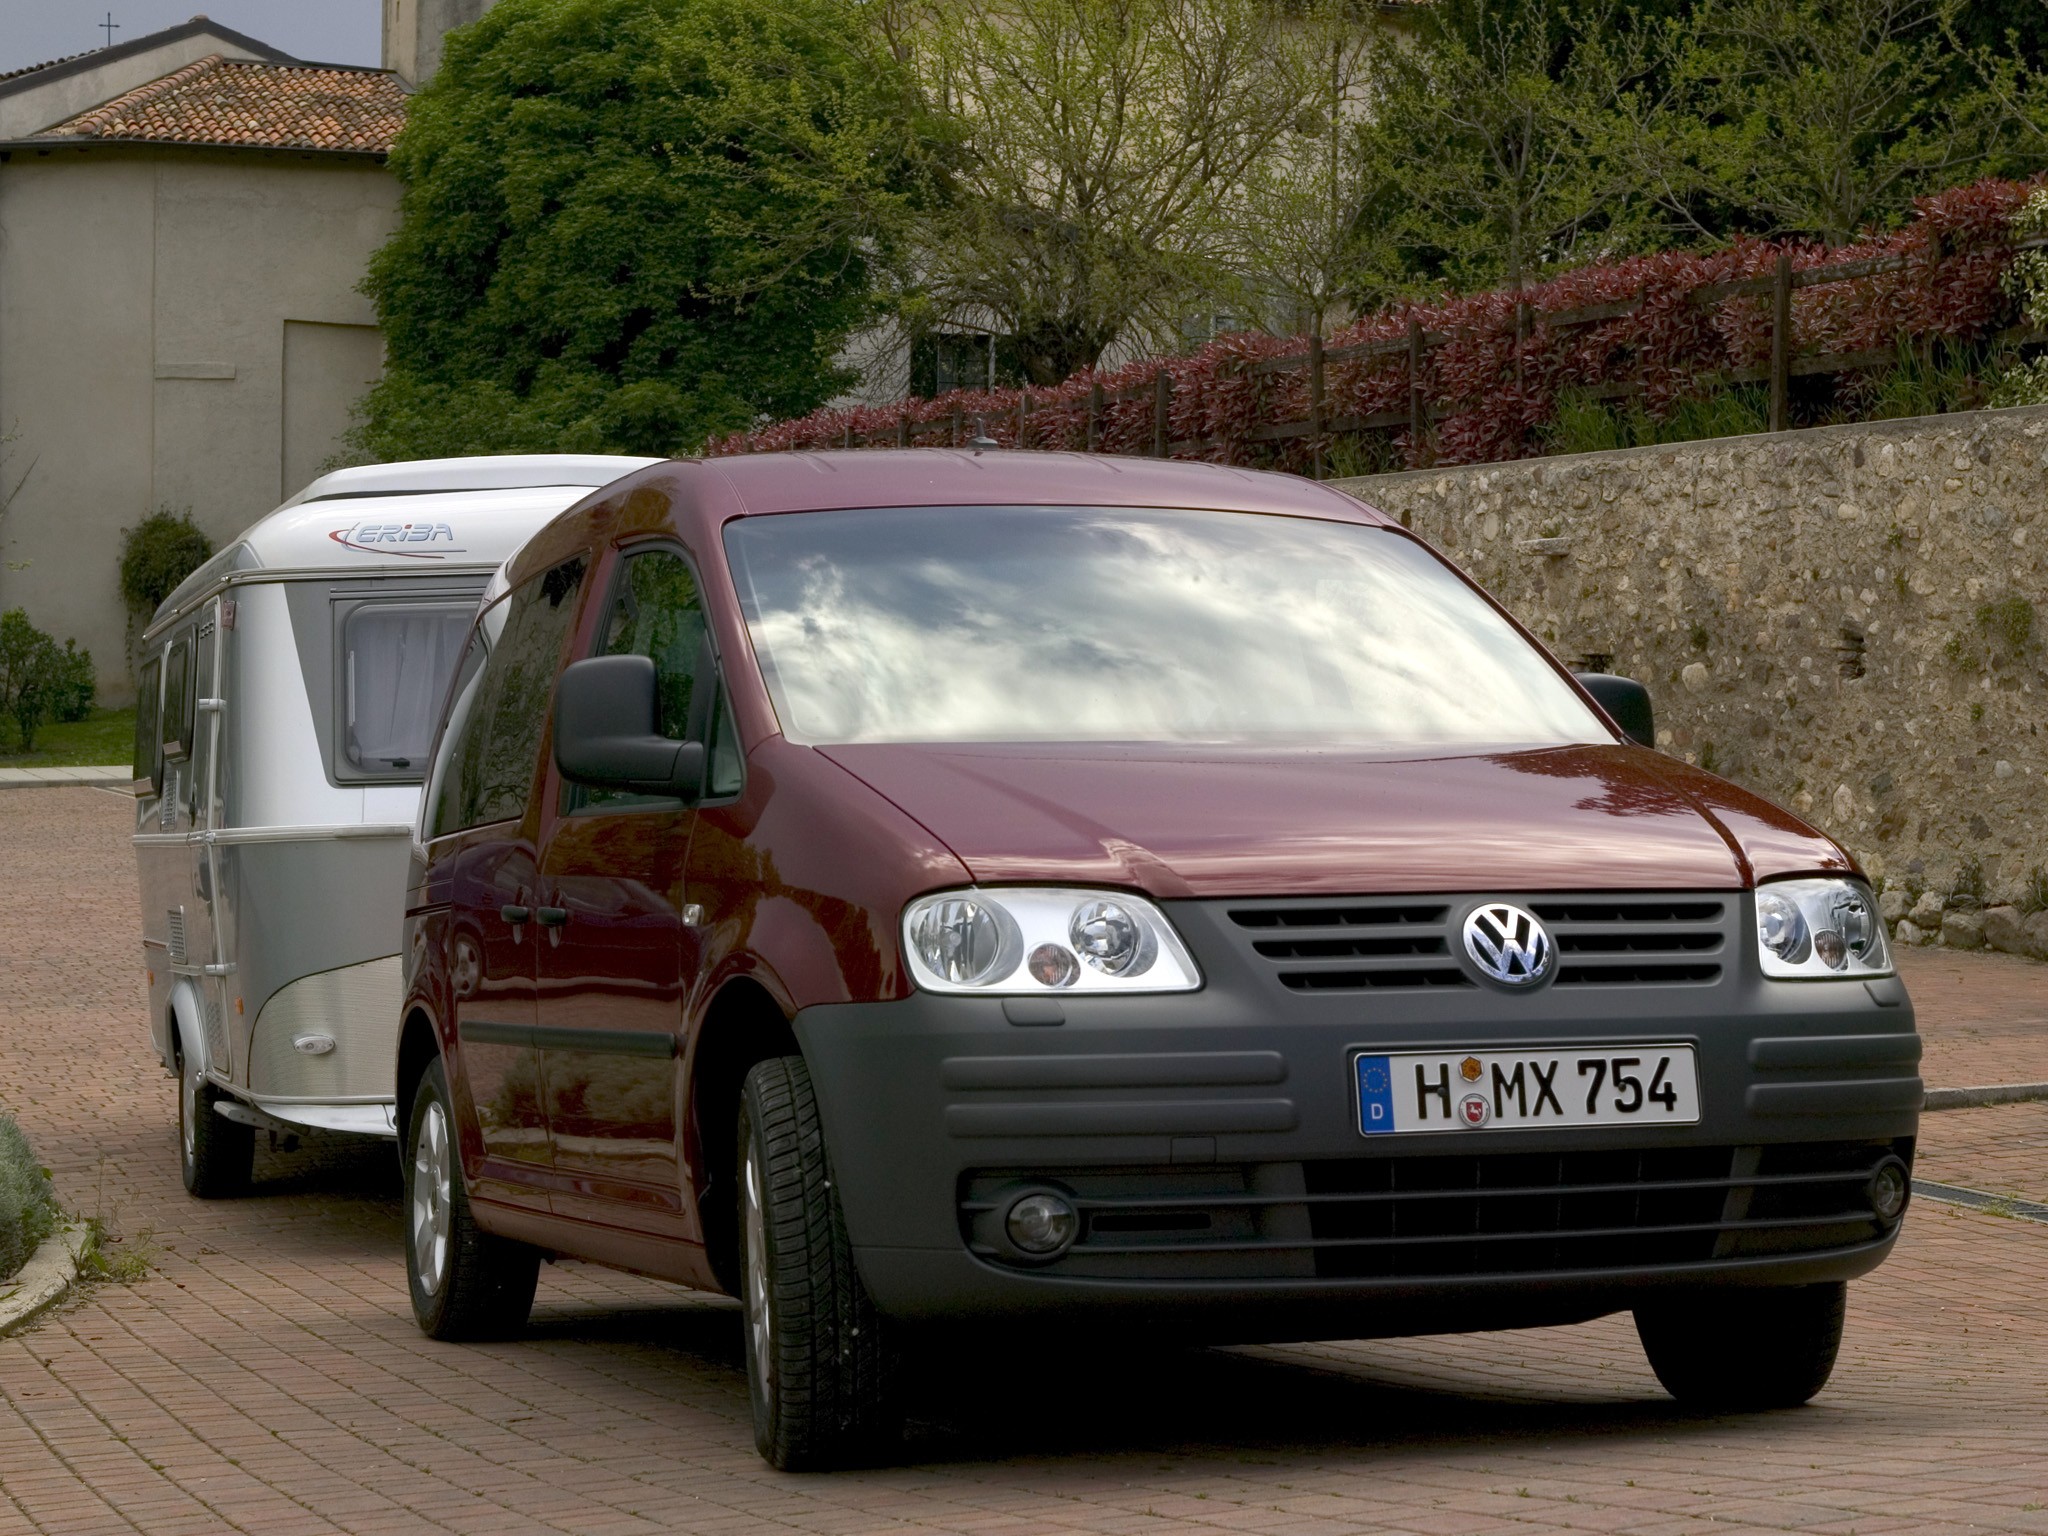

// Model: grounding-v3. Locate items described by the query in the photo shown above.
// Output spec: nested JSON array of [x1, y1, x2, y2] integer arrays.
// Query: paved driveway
[[4, 786, 2047, 1536]]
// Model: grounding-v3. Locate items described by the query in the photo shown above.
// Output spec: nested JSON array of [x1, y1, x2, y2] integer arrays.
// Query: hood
[[818, 743, 1854, 899]]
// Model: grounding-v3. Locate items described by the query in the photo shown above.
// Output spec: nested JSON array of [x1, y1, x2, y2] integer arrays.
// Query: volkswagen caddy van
[[398, 451, 1919, 1469]]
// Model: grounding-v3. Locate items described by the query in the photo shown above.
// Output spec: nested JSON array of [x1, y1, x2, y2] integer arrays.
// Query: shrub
[[1950, 856, 1988, 912], [49, 640, 94, 724], [0, 1113, 56, 1281], [718, 174, 2042, 468], [119, 509, 213, 627], [0, 609, 92, 752]]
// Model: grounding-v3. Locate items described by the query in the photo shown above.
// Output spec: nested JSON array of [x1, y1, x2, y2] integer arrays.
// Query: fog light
[[1868, 1158, 1910, 1223], [1005, 1191, 1077, 1256]]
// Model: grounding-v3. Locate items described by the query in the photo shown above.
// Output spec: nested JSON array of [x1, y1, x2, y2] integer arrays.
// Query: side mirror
[[1576, 672, 1656, 749], [553, 654, 705, 798]]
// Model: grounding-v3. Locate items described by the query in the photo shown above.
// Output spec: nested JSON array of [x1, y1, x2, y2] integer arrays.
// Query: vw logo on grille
[[1463, 903, 1554, 987]]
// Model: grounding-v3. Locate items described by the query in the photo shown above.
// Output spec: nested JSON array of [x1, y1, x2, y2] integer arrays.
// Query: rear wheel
[[177, 1040, 252, 1198], [405, 1058, 540, 1341], [739, 1055, 902, 1470], [1635, 1282, 1847, 1410]]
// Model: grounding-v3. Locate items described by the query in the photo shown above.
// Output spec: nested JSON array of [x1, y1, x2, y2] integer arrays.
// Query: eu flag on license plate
[[1356, 1054, 1396, 1135]]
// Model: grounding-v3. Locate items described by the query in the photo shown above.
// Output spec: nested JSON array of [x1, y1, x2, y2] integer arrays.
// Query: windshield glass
[[724, 506, 1607, 750]]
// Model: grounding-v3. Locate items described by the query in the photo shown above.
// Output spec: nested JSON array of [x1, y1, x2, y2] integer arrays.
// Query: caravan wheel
[[176, 1043, 252, 1199]]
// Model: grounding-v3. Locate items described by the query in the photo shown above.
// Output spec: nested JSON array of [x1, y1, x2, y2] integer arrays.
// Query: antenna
[[967, 415, 998, 453]]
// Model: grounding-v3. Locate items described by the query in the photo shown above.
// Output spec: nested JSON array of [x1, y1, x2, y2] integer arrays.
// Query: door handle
[[499, 904, 531, 925], [536, 907, 569, 928]]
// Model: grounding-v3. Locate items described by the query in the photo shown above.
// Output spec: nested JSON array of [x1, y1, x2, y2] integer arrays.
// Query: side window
[[423, 611, 497, 841], [599, 550, 707, 740], [572, 547, 743, 810], [705, 694, 744, 798], [160, 637, 194, 760], [427, 557, 586, 836], [133, 656, 162, 788]]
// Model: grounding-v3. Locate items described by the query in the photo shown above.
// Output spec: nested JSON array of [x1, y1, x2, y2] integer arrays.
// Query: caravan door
[[190, 599, 237, 1085]]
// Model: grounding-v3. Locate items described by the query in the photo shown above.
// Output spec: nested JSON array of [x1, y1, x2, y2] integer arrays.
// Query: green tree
[[1348, 0, 1653, 298], [1229, 8, 1384, 334], [892, 0, 1358, 383], [355, 0, 935, 460], [1617, 0, 2011, 246]]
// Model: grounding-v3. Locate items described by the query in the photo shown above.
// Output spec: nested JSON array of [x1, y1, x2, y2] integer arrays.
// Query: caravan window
[[337, 602, 475, 780], [133, 655, 162, 788], [160, 637, 194, 759]]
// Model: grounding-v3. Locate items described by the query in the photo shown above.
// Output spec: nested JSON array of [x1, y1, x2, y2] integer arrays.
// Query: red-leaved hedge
[[711, 177, 2041, 469]]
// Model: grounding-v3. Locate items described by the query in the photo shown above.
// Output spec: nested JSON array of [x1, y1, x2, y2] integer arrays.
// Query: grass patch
[[0, 1114, 58, 1281], [75, 1217, 155, 1284], [0, 707, 134, 768], [1540, 386, 1770, 456]]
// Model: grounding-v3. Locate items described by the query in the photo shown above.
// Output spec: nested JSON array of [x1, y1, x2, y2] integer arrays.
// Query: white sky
[[0, 2, 381, 75]]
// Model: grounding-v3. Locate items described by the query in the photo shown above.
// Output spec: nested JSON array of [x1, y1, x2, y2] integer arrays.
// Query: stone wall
[[1335, 404, 2048, 959]]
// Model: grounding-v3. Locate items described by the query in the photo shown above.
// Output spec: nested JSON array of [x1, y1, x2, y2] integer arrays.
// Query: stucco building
[[0, 2, 499, 709], [0, 19, 419, 704]]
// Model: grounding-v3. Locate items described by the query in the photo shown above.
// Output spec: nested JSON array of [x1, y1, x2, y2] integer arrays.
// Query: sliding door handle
[[499, 904, 531, 925], [536, 907, 570, 928]]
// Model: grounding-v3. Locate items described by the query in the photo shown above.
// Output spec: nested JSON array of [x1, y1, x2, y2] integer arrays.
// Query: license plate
[[1355, 1046, 1701, 1134]]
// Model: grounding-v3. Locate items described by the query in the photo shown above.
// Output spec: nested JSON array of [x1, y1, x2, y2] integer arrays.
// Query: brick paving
[[3, 785, 2048, 1536], [1895, 948, 2048, 1089]]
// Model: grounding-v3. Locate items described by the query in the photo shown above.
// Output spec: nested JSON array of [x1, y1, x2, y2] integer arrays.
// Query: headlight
[[902, 887, 1201, 995], [1755, 878, 1892, 979]]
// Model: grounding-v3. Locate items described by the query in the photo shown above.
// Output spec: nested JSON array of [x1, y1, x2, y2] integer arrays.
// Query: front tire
[[405, 1058, 540, 1341], [1635, 1282, 1847, 1410], [177, 1041, 252, 1198], [739, 1055, 902, 1470]]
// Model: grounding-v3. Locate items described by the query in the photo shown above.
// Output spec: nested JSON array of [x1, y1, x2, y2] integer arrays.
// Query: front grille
[[1224, 893, 1730, 991], [1230, 901, 1471, 991], [961, 1140, 1905, 1282], [1533, 898, 1727, 987]]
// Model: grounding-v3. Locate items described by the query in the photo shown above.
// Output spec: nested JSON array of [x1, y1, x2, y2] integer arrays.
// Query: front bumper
[[794, 892, 1920, 1337]]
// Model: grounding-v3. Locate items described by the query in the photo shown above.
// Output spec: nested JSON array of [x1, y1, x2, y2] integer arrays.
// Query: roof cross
[[99, 12, 120, 48]]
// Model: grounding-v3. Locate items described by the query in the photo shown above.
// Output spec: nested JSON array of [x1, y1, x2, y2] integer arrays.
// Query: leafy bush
[[0, 609, 93, 752], [719, 175, 2042, 469], [0, 1113, 56, 1281], [119, 509, 213, 625], [48, 640, 93, 724]]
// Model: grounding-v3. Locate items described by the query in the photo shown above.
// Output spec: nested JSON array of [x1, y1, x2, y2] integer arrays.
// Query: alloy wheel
[[411, 1099, 453, 1294], [743, 1143, 773, 1400], [180, 1057, 198, 1168]]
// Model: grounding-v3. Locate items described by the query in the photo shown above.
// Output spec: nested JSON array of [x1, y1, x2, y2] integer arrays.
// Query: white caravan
[[132, 455, 657, 1194]]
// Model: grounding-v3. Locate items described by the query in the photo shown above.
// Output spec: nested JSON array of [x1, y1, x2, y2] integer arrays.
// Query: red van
[[399, 452, 1918, 1469]]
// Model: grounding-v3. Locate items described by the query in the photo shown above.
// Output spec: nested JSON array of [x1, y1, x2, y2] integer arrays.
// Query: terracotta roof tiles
[[38, 55, 406, 154], [0, 48, 96, 85]]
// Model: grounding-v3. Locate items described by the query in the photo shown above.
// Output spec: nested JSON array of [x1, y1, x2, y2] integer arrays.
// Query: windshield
[[724, 506, 1608, 750]]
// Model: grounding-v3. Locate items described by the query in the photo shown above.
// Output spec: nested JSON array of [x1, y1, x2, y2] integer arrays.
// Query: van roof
[[147, 456, 660, 637], [696, 450, 1394, 523]]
